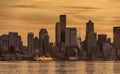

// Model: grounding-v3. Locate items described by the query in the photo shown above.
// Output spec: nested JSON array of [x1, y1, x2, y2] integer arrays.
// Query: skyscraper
[[65, 28, 77, 47], [34, 37, 39, 50], [107, 38, 111, 44], [113, 27, 120, 58], [60, 15, 66, 42], [18, 36, 23, 50], [98, 34, 107, 43], [0, 35, 8, 49], [28, 32, 34, 52], [0, 37, 3, 50], [39, 28, 49, 56], [103, 42, 112, 60], [85, 20, 97, 58], [86, 20, 94, 34], [98, 34, 107, 58], [8, 32, 20, 51], [55, 22, 61, 46]]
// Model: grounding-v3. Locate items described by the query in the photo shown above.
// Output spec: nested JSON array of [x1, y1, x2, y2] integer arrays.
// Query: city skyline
[[0, 14, 120, 61], [0, 15, 119, 46], [0, 0, 120, 45]]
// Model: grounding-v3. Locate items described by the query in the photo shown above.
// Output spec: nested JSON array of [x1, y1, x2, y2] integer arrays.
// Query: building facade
[[28, 32, 34, 52], [8, 32, 22, 51], [65, 28, 77, 47], [39, 29, 49, 56], [60, 15, 66, 43], [85, 20, 97, 58], [113, 27, 120, 58], [55, 22, 61, 46]]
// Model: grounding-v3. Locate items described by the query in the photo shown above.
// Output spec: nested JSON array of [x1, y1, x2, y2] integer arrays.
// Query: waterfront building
[[85, 20, 97, 59], [65, 28, 77, 47], [28, 32, 34, 52], [0, 35, 8, 50], [103, 42, 112, 60], [113, 27, 120, 59], [34, 37, 39, 50], [39, 29, 49, 56], [60, 15, 66, 43], [8, 32, 21, 51], [97, 34, 107, 58], [55, 22, 61, 46]]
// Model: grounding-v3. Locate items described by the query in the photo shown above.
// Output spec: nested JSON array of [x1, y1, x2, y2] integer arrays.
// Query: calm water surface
[[0, 61, 120, 74]]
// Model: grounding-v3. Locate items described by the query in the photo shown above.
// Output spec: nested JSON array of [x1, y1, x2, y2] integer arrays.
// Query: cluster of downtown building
[[0, 15, 120, 61]]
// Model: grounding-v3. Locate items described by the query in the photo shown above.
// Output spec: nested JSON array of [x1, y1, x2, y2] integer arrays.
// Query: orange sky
[[0, 0, 120, 45]]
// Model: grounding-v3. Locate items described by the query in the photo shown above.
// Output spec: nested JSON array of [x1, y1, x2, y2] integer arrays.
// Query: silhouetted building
[[97, 34, 107, 58], [47, 42, 53, 56], [107, 38, 111, 44], [18, 36, 23, 50], [39, 29, 49, 56], [98, 34, 107, 43], [34, 37, 39, 50], [65, 28, 77, 47], [8, 32, 20, 51], [55, 22, 61, 46], [0, 37, 3, 51], [60, 42, 66, 52], [103, 42, 112, 60], [28, 32, 34, 52], [60, 15, 66, 42], [85, 20, 97, 59], [113, 27, 120, 58], [0, 35, 9, 50]]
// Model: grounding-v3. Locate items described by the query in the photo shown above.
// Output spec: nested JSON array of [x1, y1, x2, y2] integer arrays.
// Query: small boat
[[35, 56, 53, 61]]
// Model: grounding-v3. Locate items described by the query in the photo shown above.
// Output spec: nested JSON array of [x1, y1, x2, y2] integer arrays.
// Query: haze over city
[[0, 0, 120, 45]]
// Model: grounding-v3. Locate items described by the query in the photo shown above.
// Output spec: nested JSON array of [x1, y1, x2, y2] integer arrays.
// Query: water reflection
[[113, 61, 120, 74], [85, 61, 115, 74], [85, 61, 95, 74], [0, 61, 119, 74], [26, 61, 56, 74], [94, 61, 113, 74], [55, 61, 83, 74]]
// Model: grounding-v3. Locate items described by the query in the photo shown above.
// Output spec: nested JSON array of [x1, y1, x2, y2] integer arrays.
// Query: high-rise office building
[[0, 35, 9, 49], [55, 22, 61, 46], [98, 34, 107, 58], [8, 32, 20, 50], [60, 15, 66, 32], [43, 35, 49, 56], [0, 37, 3, 50], [86, 20, 94, 34], [98, 34, 107, 50], [0, 33, 23, 51], [85, 20, 97, 58], [28, 32, 34, 52], [65, 28, 77, 47], [98, 34, 107, 43], [113, 27, 120, 58], [103, 41, 112, 60], [18, 36, 23, 50], [34, 37, 39, 50], [39, 29, 49, 56], [60, 15, 66, 42], [107, 38, 111, 44]]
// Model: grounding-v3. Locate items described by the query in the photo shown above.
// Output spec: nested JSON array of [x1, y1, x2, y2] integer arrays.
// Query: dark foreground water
[[0, 61, 120, 74]]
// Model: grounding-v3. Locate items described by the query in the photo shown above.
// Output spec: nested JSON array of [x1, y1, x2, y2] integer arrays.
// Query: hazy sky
[[0, 0, 120, 45]]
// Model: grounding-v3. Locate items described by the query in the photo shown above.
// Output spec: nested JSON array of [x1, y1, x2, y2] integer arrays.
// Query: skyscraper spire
[[87, 20, 93, 24]]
